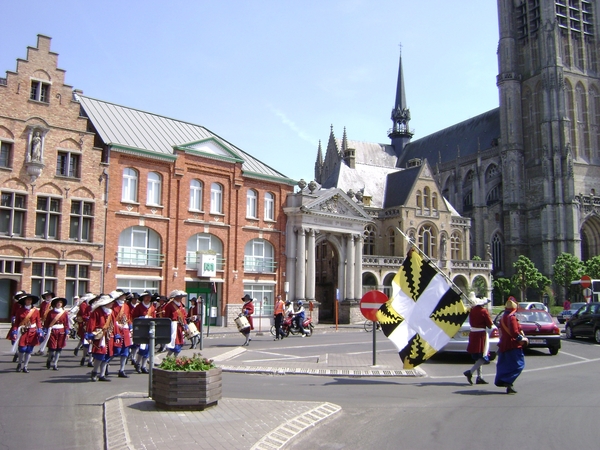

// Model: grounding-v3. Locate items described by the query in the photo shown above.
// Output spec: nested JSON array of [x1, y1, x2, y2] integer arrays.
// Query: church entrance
[[581, 216, 600, 261], [315, 240, 339, 322]]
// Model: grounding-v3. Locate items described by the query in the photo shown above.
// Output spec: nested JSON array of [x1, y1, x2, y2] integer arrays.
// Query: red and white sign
[[360, 290, 388, 322], [581, 275, 592, 289], [584, 288, 592, 302]]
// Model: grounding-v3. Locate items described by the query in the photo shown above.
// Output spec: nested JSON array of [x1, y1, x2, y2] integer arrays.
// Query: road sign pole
[[372, 321, 377, 366], [148, 320, 155, 398]]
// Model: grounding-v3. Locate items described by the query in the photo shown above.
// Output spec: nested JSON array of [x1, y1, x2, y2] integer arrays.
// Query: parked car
[[494, 309, 561, 355], [518, 302, 548, 312], [557, 302, 587, 324], [439, 316, 499, 360], [565, 302, 600, 343]]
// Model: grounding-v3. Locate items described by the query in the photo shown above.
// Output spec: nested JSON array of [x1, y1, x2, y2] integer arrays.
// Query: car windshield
[[570, 303, 586, 311], [515, 310, 552, 324]]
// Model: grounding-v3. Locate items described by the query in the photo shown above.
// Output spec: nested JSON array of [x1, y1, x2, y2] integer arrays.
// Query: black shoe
[[73, 347, 79, 356], [495, 381, 508, 388], [12, 354, 18, 363], [98, 376, 110, 382], [22, 367, 29, 373], [463, 370, 473, 385], [476, 377, 488, 385], [46, 360, 51, 369], [87, 362, 94, 368], [118, 371, 129, 378], [141, 367, 149, 374], [506, 386, 517, 394], [53, 366, 59, 371], [16, 364, 21, 372], [80, 357, 86, 366], [135, 365, 141, 374], [91, 371, 98, 382]]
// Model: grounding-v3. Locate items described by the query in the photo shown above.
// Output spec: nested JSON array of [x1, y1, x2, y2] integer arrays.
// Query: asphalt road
[[2, 328, 600, 449]]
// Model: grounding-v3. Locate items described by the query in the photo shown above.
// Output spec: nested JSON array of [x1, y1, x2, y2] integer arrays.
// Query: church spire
[[314, 140, 323, 183], [388, 50, 413, 159]]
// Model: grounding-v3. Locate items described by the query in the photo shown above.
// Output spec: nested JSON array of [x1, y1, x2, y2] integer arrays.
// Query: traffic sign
[[581, 275, 592, 289], [360, 290, 388, 322]]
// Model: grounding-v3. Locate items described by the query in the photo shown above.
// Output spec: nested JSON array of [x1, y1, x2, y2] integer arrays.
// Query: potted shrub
[[152, 353, 222, 411]]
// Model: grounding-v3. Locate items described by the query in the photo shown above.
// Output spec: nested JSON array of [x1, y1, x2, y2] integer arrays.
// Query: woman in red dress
[[42, 297, 70, 371], [12, 293, 42, 373]]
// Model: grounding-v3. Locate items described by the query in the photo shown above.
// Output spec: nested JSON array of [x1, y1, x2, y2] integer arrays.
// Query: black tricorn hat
[[17, 293, 40, 305]]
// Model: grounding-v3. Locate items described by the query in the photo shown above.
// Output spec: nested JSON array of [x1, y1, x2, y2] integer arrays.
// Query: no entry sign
[[581, 275, 592, 289], [360, 290, 388, 322]]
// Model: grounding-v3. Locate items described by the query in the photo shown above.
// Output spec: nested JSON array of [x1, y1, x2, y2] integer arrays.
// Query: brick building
[[0, 35, 105, 320]]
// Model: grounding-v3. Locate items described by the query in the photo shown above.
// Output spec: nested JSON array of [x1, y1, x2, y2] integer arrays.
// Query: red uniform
[[39, 300, 52, 323], [44, 309, 70, 350], [76, 301, 91, 340], [498, 310, 525, 352], [466, 305, 493, 354], [87, 307, 114, 356], [111, 302, 133, 348], [132, 302, 156, 319], [14, 305, 42, 347], [243, 301, 255, 330], [187, 304, 200, 328], [5, 300, 21, 341], [163, 300, 187, 346]]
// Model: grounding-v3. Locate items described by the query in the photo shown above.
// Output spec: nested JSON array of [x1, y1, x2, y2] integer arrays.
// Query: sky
[[1, 0, 500, 183]]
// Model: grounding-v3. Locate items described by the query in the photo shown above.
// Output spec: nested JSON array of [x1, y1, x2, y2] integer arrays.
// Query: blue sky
[[1, 0, 499, 182]]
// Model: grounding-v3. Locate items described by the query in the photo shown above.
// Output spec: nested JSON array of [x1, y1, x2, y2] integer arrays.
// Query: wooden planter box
[[152, 367, 222, 411]]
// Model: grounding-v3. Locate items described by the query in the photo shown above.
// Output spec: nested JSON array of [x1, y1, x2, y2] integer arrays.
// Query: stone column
[[306, 228, 316, 301], [295, 227, 306, 300], [354, 234, 363, 300], [345, 234, 355, 300], [286, 222, 297, 302]]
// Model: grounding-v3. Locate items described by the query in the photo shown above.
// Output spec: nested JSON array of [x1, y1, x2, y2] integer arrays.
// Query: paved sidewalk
[[105, 324, 423, 449]]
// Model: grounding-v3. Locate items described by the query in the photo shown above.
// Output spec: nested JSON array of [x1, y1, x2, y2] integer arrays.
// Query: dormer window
[[30, 80, 50, 103]]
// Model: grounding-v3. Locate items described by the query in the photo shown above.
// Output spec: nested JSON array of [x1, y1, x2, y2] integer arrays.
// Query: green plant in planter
[[158, 353, 216, 371]]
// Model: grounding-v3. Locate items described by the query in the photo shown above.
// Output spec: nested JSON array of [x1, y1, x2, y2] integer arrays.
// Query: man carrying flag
[[376, 247, 469, 369]]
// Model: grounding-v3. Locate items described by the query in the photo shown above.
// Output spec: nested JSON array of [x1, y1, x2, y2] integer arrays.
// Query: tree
[[584, 256, 600, 279], [512, 255, 545, 301], [472, 275, 488, 298], [553, 253, 584, 303], [493, 277, 513, 305]]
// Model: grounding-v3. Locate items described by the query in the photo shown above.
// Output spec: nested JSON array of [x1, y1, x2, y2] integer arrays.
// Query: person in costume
[[131, 291, 155, 374], [36, 290, 54, 355], [126, 292, 140, 366], [12, 293, 42, 373], [495, 297, 528, 394], [42, 297, 70, 371], [163, 290, 188, 357], [86, 294, 115, 382], [109, 290, 133, 378], [187, 297, 201, 350], [155, 294, 168, 352], [74, 293, 94, 366], [273, 294, 285, 340], [241, 294, 254, 346], [463, 292, 493, 385], [6, 290, 26, 362]]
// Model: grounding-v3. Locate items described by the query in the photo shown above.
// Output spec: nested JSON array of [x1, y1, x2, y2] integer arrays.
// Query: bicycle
[[363, 320, 381, 332]]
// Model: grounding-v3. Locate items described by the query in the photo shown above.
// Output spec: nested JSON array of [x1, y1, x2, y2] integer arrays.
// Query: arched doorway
[[315, 239, 339, 322], [382, 272, 395, 299], [362, 272, 378, 296], [581, 216, 600, 261]]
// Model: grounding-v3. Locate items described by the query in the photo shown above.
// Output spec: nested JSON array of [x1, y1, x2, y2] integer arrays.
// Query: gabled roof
[[78, 95, 295, 184], [383, 165, 421, 208], [299, 188, 372, 222], [399, 108, 500, 166]]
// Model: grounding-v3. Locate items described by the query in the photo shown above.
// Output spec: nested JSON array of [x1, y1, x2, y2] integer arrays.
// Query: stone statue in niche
[[30, 131, 42, 162], [439, 234, 447, 260]]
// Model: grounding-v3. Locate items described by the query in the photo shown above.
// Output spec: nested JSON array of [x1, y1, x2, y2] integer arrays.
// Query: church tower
[[388, 54, 413, 159], [497, 0, 600, 274]]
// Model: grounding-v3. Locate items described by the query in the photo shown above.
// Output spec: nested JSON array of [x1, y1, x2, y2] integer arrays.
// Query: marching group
[[6, 289, 202, 381]]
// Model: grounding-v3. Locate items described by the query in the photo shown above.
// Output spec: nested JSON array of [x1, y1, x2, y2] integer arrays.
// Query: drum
[[185, 322, 200, 338], [234, 315, 250, 332]]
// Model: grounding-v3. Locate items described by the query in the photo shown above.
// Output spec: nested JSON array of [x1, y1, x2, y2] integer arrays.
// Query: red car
[[494, 308, 561, 355]]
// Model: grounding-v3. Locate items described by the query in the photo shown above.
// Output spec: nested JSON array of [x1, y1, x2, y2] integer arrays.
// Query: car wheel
[[595, 328, 600, 344], [565, 325, 574, 340], [549, 346, 559, 355]]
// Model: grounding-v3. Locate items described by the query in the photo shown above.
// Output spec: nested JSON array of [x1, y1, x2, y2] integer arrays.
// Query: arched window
[[189, 179, 203, 211], [418, 224, 436, 257], [487, 184, 502, 205], [186, 233, 223, 270], [210, 183, 223, 214], [246, 189, 258, 218], [491, 233, 504, 273], [122, 168, 138, 202], [416, 190, 422, 208], [363, 224, 376, 255], [451, 231, 462, 260], [147, 172, 162, 206], [244, 238, 275, 272], [264, 192, 275, 220], [431, 192, 438, 211], [118, 226, 161, 266], [423, 187, 430, 208]]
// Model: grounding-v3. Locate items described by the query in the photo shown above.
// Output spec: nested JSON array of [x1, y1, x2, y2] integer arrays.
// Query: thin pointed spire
[[394, 53, 407, 112], [341, 127, 348, 153]]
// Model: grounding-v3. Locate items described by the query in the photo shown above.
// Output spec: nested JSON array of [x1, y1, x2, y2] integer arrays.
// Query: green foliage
[[472, 255, 482, 261], [553, 253, 584, 292], [512, 255, 545, 301], [158, 353, 216, 371], [584, 256, 600, 279], [472, 275, 488, 298], [492, 277, 513, 305]]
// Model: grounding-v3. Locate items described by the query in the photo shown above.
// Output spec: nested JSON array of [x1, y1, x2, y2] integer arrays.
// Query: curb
[[104, 392, 145, 450], [220, 365, 426, 377], [251, 402, 342, 450]]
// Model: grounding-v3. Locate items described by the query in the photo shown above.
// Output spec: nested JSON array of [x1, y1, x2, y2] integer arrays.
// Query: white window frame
[[246, 189, 258, 218], [244, 238, 275, 273], [147, 172, 162, 206], [264, 192, 274, 221], [186, 233, 224, 270], [118, 226, 161, 267], [56, 150, 81, 178], [189, 179, 203, 211], [35, 196, 61, 240], [122, 168, 138, 203], [69, 199, 93, 242], [30, 79, 51, 103], [210, 183, 223, 214]]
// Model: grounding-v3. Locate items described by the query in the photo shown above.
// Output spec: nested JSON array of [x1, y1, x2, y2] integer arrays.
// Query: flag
[[376, 248, 468, 369]]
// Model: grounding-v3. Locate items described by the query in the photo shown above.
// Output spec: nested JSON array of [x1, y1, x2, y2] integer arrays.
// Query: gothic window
[[416, 190, 422, 208], [565, 80, 577, 157], [592, 86, 600, 158], [431, 192, 438, 211], [451, 231, 462, 260], [363, 224, 376, 255], [189, 179, 203, 211], [487, 184, 502, 206], [491, 233, 504, 274], [423, 187, 430, 209], [463, 191, 473, 211], [576, 83, 590, 158], [418, 224, 436, 257], [122, 168, 138, 203]]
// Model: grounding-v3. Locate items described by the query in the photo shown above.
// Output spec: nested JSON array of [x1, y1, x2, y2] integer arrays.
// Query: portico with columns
[[284, 186, 372, 323]]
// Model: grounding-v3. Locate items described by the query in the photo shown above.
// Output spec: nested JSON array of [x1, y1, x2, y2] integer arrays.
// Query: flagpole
[[394, 227, 468, 302]]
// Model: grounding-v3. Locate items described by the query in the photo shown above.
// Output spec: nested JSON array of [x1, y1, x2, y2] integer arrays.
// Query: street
[[1, 327, 600, 449]]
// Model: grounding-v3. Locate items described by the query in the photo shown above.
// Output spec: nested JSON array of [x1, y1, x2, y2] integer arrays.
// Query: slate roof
[[399, 108, 500, 167], [77, 95, 295, 184], [383, 165, 420, 208], [335, 139, 399, 167]]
